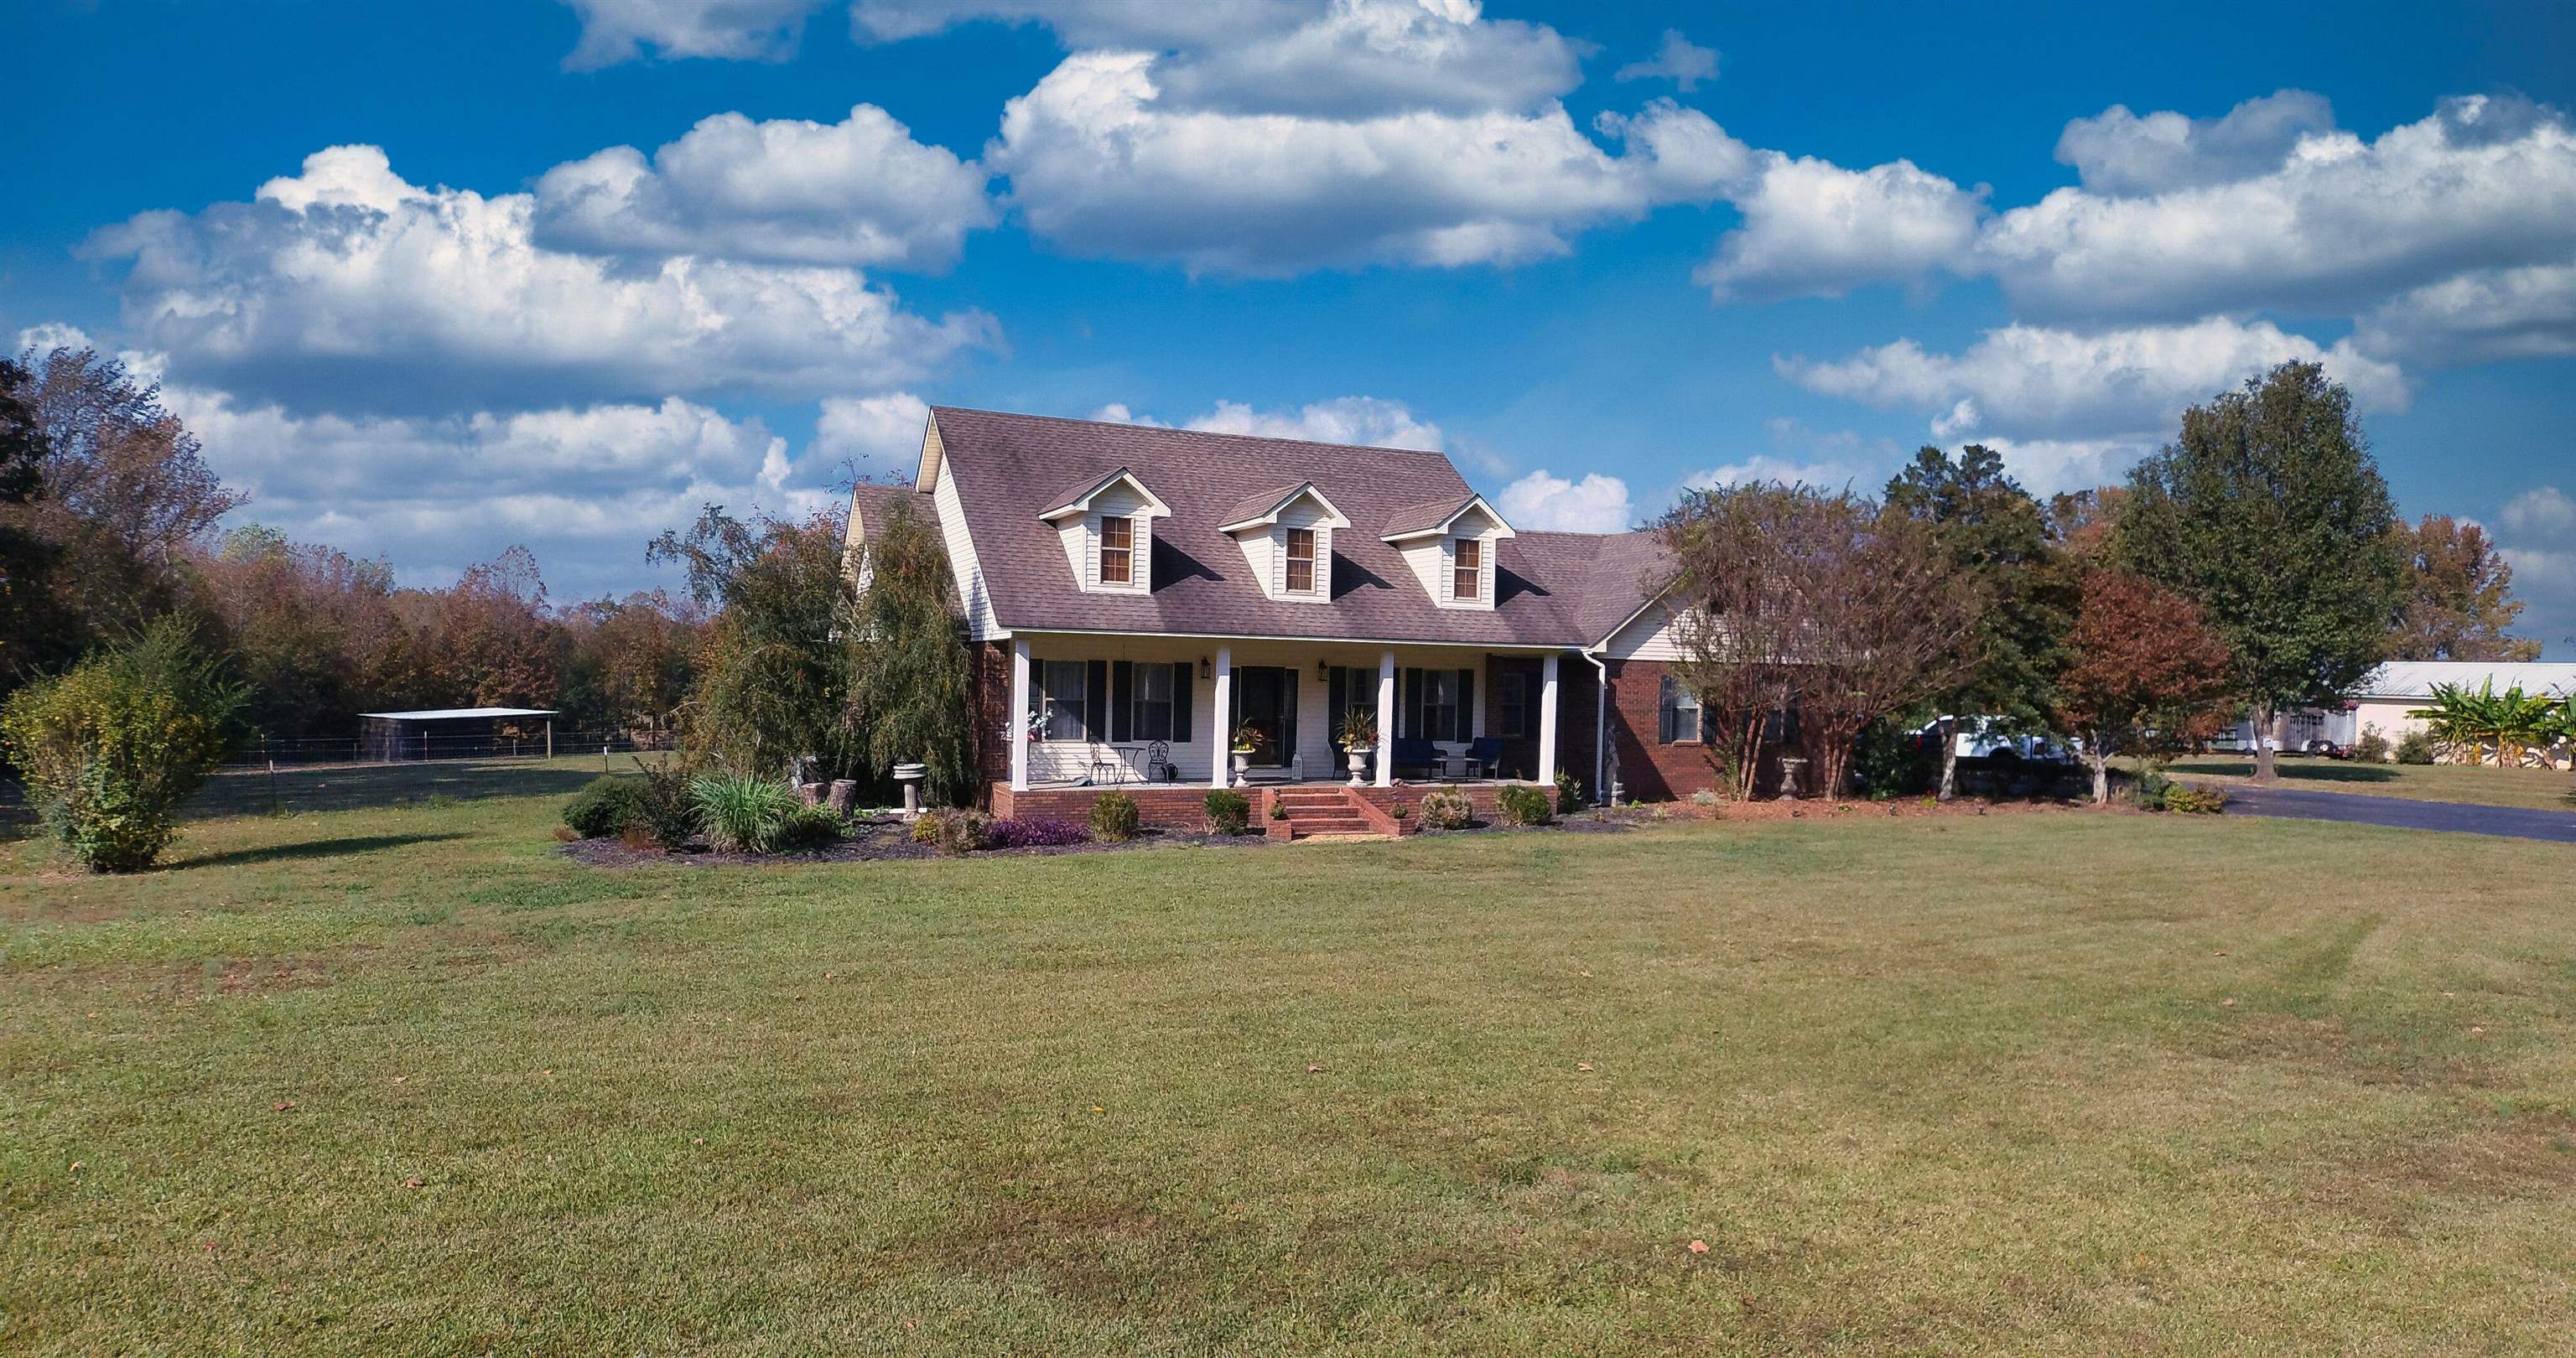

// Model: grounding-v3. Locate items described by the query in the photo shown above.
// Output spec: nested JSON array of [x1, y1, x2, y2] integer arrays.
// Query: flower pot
[[1230, 749, 1253, 783], [1346, 746, 1374, 785]]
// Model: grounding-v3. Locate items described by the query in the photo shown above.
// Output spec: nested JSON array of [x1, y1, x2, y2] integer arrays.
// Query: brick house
[[849, 407, 1730, 831]]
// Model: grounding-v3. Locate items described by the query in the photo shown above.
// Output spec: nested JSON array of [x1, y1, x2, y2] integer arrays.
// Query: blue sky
[[7, 0, 2573, 652]]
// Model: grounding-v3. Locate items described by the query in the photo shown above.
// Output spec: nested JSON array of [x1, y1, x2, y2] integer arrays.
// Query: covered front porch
[[999, 631, 1571, 796]]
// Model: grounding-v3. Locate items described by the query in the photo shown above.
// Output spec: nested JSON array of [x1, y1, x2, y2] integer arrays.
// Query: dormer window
[[1452, 537, 1481, 601], [1038, 465, 1170, 595], [1100, 516, 1134, 585], [1383, 493, 1515, 611], [1285, 527, 1318, 594], [1220, 481, 1349, 603]]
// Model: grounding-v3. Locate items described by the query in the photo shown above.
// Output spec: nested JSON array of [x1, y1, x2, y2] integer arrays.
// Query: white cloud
[[1695, 152, 1987, 302], [1981, 94, 2576, 322], [84, 144, 996, 414], [2503, 485, 2576, 542], [1496, 469, 1633, 532], [813, 391, 932, 476], [1971, 436, 2157, 499], [159, 376, 865, 597], [1778, 317, 2408, 441], [534, 105, 995, 270], [987, 52, 1738, 274], [560, 0, 824, 68], [2353, 261, 2576, 365], [1677, 454, 1867, 493], [1615, 29, 1717, 92], [1187, 396, 1443, 449], [2054, 90, 2335, 195]]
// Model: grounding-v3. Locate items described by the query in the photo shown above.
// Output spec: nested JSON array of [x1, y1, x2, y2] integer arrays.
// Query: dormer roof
[[1379, 493, 1516, 543], [1036, 465, 1172, 522], [1216, 481, 1353, 535]]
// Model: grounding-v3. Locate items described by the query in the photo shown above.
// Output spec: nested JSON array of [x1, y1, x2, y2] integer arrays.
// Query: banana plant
[[2407, 680, 2568, 768]]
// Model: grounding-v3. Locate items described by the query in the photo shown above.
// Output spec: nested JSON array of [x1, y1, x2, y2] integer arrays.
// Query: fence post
[[603, 743, 611, 775], [547, 720, 554, 760], [421, 728, 428, 762], [267, 759, 279, 816]]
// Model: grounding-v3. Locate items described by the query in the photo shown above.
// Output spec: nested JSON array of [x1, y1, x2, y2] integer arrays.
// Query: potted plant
[[1228, 721, 1265, 785], [1336, 709, 1378, 785]]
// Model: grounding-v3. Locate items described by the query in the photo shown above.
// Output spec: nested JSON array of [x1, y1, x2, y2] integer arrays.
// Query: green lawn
[[2158, 754, 2576, 811], [6, 765, 2574, 1355]]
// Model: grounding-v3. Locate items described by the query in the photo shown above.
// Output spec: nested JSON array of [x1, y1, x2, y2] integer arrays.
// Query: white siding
[[1602, 602, 1686, 661], [931, 457, 999, 640], [1273, 502, 1333, 602], [1398, 539, 1444, 603], [1235, 530, 1273, 595]]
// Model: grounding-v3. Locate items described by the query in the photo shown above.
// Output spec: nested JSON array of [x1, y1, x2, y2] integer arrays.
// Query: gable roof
[[1036, 465, 1171, 521], [1217, 480, 1351, 534], [1381, 492, 1513, 542], [925, 407, 1665, 647]]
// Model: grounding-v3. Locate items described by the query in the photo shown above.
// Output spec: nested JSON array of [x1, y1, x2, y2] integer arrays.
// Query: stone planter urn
[[826, 779, 858, 816], [1776, 757, 1808, 801], [1230, 748, 1254, 785], [891, 762, 928, 818], [1345, 745, 1374, 785]]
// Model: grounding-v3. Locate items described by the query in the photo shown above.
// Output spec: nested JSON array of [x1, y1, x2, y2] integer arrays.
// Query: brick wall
[[970, 640, 1011, 806], [1600, 658, 1722, 801], [994, 784, 1218, 831]]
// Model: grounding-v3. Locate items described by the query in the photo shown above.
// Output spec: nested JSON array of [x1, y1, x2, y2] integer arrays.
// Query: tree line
[[1655, 360, 2547, 801], [3, 345, 707, 749]]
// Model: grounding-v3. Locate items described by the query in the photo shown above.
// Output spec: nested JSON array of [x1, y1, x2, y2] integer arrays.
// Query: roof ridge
[[929, 405, 1460, 459]]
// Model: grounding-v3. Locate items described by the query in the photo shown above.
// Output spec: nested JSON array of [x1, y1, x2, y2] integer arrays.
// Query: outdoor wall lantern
[[1199, 656, 1212, 679]]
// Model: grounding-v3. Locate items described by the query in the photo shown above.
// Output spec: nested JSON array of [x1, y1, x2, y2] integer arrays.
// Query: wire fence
[[218, 730, 678, 771]]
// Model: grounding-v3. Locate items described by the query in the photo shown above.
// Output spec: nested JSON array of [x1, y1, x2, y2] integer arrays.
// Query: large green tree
[[1884, 444, 2071, 799], [2386, 514, 2541, 661], [2118, 361, 2405, 782], [0, 359, 76, 698]]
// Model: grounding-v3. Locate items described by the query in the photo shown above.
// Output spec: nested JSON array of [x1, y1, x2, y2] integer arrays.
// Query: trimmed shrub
[[1497, 784, 1553, 827], [992, 816, 1088, 848], [693, 774, 800, 853], [2130, 769, 2175, 811], [2163, 782, 2228, 815], [911, 809, 946, 844], [933, 808, 995, 853], [1851, 719, 1936, 799], [562, 776, 642, 838], [2393, 729, 2437, 765], [1204, 789, 1251, 835], [1553, 769, 1583, 814], [0, 619, 247, 873], [1417, 789, 1472, 830], [772, 802, 846, 851], [1089, 791, 1142, 842], [627, 755, 702, 850], [2353, 724, 2391, 763]]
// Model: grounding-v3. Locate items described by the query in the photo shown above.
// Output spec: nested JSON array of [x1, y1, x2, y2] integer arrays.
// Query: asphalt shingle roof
[[928, 407, 1671, 648]]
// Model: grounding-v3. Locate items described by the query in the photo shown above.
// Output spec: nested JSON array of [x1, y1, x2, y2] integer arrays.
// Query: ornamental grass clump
[[693, 774, 799, 853], [1088, 791, 1141, 842], [771, 803, 846, 851]]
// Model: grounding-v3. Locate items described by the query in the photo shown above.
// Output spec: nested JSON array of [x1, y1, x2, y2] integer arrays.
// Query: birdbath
[[891, 763, 928, 818], [1776, 757, 1808, 801]]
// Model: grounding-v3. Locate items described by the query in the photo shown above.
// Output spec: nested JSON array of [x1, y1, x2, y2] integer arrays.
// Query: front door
[[1232, 666, 1298, 767]]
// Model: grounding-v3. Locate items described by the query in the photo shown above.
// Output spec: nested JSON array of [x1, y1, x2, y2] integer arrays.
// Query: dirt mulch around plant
[[559, 817, 1270, 868]]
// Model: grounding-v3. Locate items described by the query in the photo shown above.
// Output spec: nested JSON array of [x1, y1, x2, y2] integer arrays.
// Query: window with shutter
[[1041, 661, 1088, 740], [1658, 673, 1702, 744]]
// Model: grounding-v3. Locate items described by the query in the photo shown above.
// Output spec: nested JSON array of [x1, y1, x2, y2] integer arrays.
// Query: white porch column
[[1374, 649, 1396, 787], [1008, 637, 1031, 792], [1210, 645, 1233, 788], [1537, 652, 1561, 789]]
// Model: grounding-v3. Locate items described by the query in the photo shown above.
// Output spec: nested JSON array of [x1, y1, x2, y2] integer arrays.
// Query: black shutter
[[1111, 661, 1133, 742], [1281, 668, 1299, 763], [1085, 659, 1109, 740], [1455, 668, 1475, 742], [1403, 668, 1424, 741], [1327, 666, 1346, 750], [1170, 662, 1192, 744]]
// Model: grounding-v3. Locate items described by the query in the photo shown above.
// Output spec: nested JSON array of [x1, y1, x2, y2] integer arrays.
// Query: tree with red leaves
[[2054, 568, 2236, 805]]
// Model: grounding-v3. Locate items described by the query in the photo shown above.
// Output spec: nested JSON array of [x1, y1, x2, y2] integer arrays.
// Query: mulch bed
[[559, 819, 1270, 868]]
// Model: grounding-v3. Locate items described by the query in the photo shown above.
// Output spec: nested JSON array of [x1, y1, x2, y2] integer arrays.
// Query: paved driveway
[[2224, 784, 2576, 844]]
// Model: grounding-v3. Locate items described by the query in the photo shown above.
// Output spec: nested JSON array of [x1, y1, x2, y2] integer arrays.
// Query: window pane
[[1498, 671, 1527, 738], [1134, 662, 1172, 740], [1285, 527, 1316, 593], [1099, 517, 1132, 584], [1043, 661, 1087, 740], [1452, 538, 1479, 600]]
